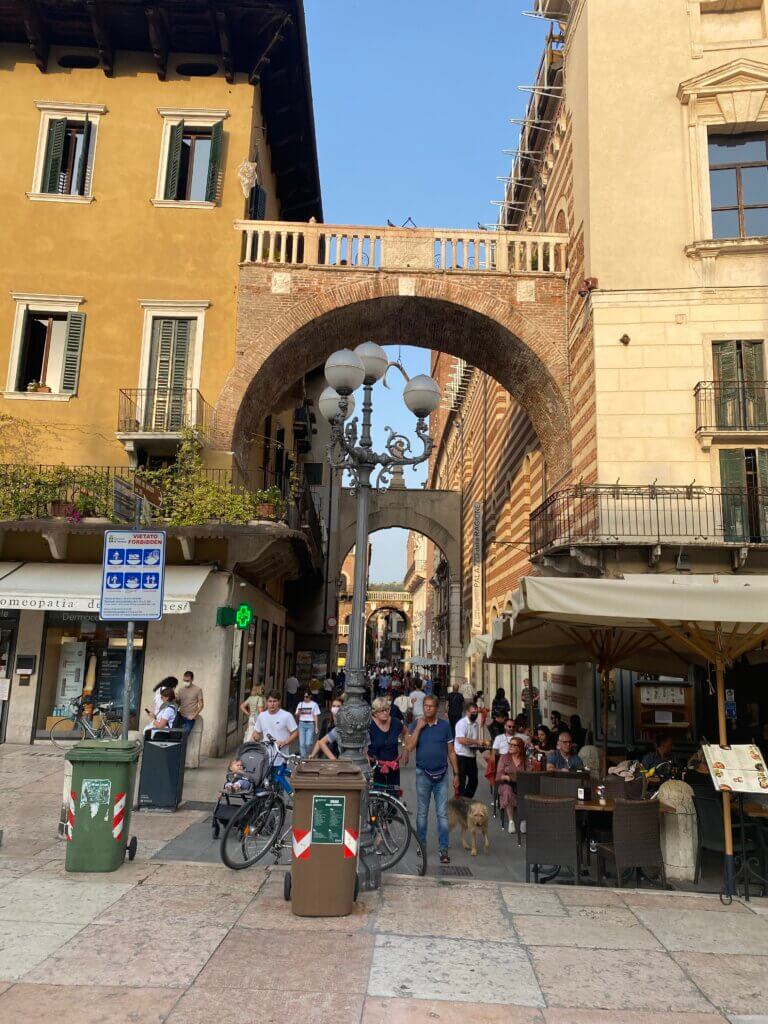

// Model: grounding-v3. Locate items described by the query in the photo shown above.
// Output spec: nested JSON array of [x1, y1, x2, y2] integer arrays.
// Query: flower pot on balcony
[[50, 501, 71, 517], [254, 502, 276, 519]]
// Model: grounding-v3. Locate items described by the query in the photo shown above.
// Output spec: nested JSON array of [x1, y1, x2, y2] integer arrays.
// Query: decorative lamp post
[[321, 342, 441, 890]]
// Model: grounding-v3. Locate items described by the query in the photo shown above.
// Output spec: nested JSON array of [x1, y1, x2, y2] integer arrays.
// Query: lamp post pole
[[322, 345, 440, 892]]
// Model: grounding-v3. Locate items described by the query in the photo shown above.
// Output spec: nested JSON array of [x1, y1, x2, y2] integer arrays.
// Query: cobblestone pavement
[[2, 743, 768, 1022]]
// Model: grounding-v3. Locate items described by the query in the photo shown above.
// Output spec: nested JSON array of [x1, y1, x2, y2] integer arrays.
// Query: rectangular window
[[303, 462, 323, 486], [712, 339, 768, 428], [13, 309, 86, 395], [144, 318, 194, 430], [719, 447, 768, 541], [163, 119, 223, 203], [709, 132, 768, 239], [38, 116, 96, 197]]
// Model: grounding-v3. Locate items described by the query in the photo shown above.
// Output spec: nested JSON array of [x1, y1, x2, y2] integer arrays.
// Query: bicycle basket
[[235, 742, 271, 787]]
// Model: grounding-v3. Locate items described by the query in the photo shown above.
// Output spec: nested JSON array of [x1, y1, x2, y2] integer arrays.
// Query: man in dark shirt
[[546, 732, 584, 772], [447, 682, 465, 737], [642, 733, 674, 778], [406, 695, 458, 864]]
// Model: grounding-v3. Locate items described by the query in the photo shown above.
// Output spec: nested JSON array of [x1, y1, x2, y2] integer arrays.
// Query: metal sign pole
[[121, 495, 141, 741]]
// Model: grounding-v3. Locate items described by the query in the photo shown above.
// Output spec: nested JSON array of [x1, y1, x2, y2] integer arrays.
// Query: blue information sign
[[100, 530, 166, 621]]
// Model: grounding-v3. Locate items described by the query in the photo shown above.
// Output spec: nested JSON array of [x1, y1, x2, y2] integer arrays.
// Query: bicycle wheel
[[99, 720, 122, 740], [368, 791, 413, 872], [220, 794, 285, 870], [412, 829, 428, 877], [50, 717, 87, 750]]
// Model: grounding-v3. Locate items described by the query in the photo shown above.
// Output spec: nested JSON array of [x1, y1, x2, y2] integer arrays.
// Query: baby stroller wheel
[[212, 820, 220, 839], [284, 871, 292, 901], [126, 837, 138, 861]]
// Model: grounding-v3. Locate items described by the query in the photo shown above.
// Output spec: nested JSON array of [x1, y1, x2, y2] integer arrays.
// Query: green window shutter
[[42, 118, 67, 193], [164, 121, 184, 200], [757, 449, 768, 541], [204, 120, 223, 203], [248, 183, 267, 220], [742, 341, 767, 428], [168, 319, 192, 428], [713, 341, 739, 428], [60, 312, 86, 394], [75, 117, 92, 197], [150, 319, 176, 429], [719, 448, 748, 541]]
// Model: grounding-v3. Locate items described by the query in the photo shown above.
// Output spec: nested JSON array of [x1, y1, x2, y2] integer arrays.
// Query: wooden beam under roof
[[85, 0, 114, 77], [248, 12, 291, 84], [209, 1, 234, 83], [18, 0, 49, 73], [144, 4, 169, 80]]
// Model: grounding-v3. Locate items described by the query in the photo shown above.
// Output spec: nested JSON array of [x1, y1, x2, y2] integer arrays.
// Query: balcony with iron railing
[[695, 381, 768, 448], [117, 389, 213, 443], [530, 483, 768, 558], [235, 219, 568, 275]]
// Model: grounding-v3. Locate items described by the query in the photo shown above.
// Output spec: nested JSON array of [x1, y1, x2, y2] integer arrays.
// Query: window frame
[[137, 300, 209, 397], [709, 131, 768, 238], [27, 102, 105, 204], [153, 107, 228, 209], [5, 293, 85, 400]]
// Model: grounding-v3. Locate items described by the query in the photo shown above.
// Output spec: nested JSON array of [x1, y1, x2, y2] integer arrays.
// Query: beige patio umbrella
[[488, 573, 768, 896]]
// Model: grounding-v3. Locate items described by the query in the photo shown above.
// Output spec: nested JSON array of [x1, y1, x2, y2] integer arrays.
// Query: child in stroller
[[211, 741, 270, 839]]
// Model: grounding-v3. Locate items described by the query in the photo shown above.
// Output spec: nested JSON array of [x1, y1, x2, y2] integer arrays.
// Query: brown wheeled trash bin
[[285, 760, 366, 916]]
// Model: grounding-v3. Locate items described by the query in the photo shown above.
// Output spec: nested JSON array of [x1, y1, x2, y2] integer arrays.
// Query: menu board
[[703, 744, 768, 794]]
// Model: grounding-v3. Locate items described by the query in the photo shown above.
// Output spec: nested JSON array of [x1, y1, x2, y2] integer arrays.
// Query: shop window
[[709, 132, 768, 238], [36, 613, 145, 736], [9, 306, 86, 395], [156, 114, 225, 205]]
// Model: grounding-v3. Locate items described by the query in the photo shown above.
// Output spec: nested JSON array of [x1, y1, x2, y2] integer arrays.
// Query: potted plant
[[35, 383, 52, 394], [253, 485, 284, 520], [26, 380, 39, 393]]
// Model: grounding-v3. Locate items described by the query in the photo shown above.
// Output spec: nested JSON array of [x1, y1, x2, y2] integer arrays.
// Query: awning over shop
[[465, 634, 491, 659], [0, 562, 212, 615], [407, 655, 450, 667]]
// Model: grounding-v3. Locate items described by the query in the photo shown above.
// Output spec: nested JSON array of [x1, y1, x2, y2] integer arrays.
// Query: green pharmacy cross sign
[[235, 604, 252, 630], [216, 604, 253, 629]]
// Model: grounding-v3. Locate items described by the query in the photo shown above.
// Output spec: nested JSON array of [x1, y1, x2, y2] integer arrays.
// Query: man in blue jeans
[[406, 694, 458, 864]]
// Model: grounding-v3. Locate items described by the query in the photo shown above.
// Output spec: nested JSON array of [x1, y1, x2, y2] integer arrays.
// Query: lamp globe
[[403, 374, 441, 417], [354, 342, 388, 383], [318, 387, 355, 423], [324, 349, 365, 395]]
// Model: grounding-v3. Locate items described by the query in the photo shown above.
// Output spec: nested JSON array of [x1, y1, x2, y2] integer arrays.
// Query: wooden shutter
[[150, 319, 176, 429], [713, 341, 740, 428], [204, 120, 223, 203], [42, 118, 67, 193], [60, 312, 86, 394], [757, 449, 768, 541], [248, 183, 267, 220], [164, 121, 184, 200], [168, 319, 191, 429], [719, 448, 748, 541], [75, 117, 92, 197], [742, 341, 767, 428]]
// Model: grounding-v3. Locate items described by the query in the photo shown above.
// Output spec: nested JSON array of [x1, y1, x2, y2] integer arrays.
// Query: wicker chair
[[513, 771, 542, 847], [540, 774, 583, 799], [596, 798, 665, 888], [524, 795, 581, 884], [692, 790, 765, 888], [602, 775, 645, 801]]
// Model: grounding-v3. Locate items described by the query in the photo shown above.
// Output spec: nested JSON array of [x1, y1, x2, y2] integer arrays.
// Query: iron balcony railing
[[530, 484, 768, 556], [695, 381, 768, 433], [118, 388, 213, 441]]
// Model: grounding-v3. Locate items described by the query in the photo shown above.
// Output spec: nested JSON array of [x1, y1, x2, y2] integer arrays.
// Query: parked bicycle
[[50, 696, 122, 750], [368, 764, 427, 876]]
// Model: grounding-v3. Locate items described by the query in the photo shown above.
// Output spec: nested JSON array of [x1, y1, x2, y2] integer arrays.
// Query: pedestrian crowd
[[144, 670, 204, 735]]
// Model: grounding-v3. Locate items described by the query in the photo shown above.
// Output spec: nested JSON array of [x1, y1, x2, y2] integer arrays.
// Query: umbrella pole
[[601, 666, 610, 777], [528, 663, 534, 737], [715, 654, 736, 898]]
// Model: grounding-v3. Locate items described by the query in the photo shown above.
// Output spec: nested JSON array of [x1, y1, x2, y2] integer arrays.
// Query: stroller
[[211, 741, 271, 839]]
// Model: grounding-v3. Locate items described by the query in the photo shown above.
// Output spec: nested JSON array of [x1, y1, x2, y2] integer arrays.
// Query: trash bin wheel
[[284, 871, 292, 902], [126, 836, 138, 862], [354, 874, 359, 902]]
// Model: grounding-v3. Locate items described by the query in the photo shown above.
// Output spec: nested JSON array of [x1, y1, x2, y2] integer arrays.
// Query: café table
[[576, 799, 675, 814]]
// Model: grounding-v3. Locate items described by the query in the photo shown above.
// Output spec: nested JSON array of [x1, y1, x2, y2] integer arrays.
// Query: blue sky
[[303, 0, 543, 580]]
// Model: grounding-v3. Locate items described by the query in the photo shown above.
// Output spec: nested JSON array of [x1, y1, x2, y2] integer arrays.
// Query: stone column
[[448, 579, 463, 686], [658, 779, 698, 883]]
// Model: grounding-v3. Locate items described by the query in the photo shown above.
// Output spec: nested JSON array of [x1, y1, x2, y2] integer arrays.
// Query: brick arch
[[217, 272, 571, 479]]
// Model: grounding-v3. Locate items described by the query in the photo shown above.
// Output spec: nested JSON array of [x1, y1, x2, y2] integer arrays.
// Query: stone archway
[[217, 271, 570, 479]]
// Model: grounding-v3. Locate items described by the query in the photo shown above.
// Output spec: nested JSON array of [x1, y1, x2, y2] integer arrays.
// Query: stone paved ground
[[2, 743, 768, 1022]]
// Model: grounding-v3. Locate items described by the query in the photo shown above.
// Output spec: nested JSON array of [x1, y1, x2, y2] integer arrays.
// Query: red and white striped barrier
[[112, 792, 126, 841], [343, 828, 358, 859], [66, 790, 76, 841], [292, 828, 311, 860]]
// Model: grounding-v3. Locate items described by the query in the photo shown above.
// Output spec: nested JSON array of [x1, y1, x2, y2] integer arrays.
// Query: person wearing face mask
[[453, 701, 485, 798], [312, 696, 343, 759]]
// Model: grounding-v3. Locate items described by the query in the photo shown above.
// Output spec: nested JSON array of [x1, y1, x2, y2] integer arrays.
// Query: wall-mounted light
[[619, 334, 631, 346]]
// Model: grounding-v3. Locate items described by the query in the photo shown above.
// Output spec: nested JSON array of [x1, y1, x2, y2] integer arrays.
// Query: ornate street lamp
[[321, 342, 441, 890]]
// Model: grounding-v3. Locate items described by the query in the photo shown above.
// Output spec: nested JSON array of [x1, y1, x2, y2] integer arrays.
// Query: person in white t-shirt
[[252, 691, 298, 764], [492, 718, 517, 757], [409, 681, 426, 721], [295, 689, 321, 757], [144, 685, 177, 735], [453, 702, 485, 798]]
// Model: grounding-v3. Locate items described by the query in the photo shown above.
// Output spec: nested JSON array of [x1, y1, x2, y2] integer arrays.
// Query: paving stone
[[621, 891, 753, 913], [95, 881, 253, 928], [742, 899, 768, 915], [530, 947, 714, 1012], [145, 862, 268, 893], [673, 953, 768, 1014], [363, 997, 545, 1022], [0, 921, 84, 982], [238, 878, 380, 931], [555, 886, 626, 907], [500, 885, 564, 917], [24, 921, 228, 988], [0, 858, 40, 878], [166, 985, 364, 1024], [633, 907, 768, 954], [369, 935, 543, 1006], [0, 984, 181, 1023], [130, 811, 207, 842], [193, 927, 374, 994], [514, 912, 660, 949], [374, 881, 512, 940], [541, 1012, 728, 1024], [29, 859, 160, 884], [0, 876, 132, 924], [728, 1017, 768, 1024]]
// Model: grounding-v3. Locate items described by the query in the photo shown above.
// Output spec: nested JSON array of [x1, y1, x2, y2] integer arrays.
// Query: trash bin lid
[[292, 760, 366, 792], [64, 739, 141, 764]]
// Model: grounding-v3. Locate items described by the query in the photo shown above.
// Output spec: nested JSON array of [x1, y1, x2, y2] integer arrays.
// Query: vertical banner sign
[[471, 501, 484, 634]]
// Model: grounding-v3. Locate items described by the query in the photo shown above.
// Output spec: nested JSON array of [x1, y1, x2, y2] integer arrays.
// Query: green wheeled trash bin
[[284, 760, 365, 917], [64, 740, 141, 872]]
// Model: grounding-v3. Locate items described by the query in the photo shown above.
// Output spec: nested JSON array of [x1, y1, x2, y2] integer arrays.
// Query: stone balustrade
[[235, 219, 568, 275]]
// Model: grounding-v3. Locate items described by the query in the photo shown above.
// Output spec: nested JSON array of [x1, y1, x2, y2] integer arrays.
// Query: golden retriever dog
[[448, 797, 490, 856]]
